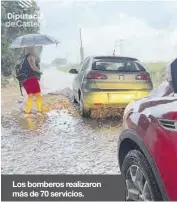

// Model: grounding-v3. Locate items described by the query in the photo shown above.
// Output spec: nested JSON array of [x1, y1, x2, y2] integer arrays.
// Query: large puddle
[[1, 68, 122, 174]]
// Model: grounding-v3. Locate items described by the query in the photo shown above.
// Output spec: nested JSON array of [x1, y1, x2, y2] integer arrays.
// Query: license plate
[[118, 75, 124, 80], [108, 94, 119, 102], [109, 93, 135, 102]]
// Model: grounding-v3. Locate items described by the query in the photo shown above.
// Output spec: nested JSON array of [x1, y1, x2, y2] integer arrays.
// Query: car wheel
[[122, 150, 163, 201], [73, 96, 78, 103], [72, 89, 78, 103], [79, 99, 90, 117]]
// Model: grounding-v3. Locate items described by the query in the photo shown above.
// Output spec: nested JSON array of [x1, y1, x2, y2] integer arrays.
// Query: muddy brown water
[[1, 85, 122, 174]]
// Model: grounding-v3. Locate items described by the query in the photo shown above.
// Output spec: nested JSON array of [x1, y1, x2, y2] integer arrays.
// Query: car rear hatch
[[88, 56, 153, 91]]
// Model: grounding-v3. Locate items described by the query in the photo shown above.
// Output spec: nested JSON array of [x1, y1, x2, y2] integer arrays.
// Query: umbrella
[[10, 34, 59, 48]]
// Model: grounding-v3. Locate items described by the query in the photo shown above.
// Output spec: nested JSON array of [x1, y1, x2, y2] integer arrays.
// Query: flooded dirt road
[[1, 69, 122, 174]]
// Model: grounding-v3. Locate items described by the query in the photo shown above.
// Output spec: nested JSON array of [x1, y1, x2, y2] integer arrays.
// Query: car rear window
[[92, 58, 146, 72]]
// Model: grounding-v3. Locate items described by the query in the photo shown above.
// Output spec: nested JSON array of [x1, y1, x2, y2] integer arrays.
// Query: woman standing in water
[[21, 46, 46, 114]]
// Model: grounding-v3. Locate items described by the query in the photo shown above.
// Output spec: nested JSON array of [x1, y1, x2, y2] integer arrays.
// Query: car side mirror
[[166, 58, 177, 93], [69, 69, 78, 74]]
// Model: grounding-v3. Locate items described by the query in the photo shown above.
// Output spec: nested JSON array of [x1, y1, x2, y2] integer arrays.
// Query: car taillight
[[136, 74, 150, 80], [86, 72, 107, 79]]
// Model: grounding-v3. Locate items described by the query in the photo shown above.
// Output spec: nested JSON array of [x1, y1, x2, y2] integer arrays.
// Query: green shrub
[[56, 62, 167, 88], [1, 76, 9, 87], [145, 62, 167, 87]]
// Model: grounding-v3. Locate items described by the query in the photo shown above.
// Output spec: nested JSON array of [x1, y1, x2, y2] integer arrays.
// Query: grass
[[56, 64, 80, 73], [54, 62, 168, 88], [57, 66, 71, 73], [56, 65, 73, 73], [145, 62, 167, 87], [1, 76, 10, 87]]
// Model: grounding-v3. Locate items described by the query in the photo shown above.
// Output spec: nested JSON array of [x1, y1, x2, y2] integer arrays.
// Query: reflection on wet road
[[1, 90, 122, 174]]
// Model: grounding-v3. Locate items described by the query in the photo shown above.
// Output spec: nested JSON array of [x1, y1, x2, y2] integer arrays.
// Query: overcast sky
[[37, 0, 177, 63]]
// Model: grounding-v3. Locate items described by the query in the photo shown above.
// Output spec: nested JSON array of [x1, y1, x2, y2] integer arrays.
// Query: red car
[[118, 58, 177, 201]]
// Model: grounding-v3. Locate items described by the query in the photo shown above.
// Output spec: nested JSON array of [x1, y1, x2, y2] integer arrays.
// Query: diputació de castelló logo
[[2, 0, 46, 28]]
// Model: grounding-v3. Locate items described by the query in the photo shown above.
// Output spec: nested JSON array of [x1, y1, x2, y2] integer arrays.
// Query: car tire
[[122, 149, 163, 201], [73, 96, 78, 103], [79, 99, 90, 117]]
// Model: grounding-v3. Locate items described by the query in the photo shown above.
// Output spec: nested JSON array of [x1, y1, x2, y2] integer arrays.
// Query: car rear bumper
[[82, 90, 150, 108]]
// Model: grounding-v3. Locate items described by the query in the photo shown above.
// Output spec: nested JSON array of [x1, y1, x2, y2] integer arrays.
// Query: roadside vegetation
[[2, 61, 167, 89], [1, 1, 40, 81], [56, 65, 71, 72], [145, 62, 167, 87], [1, 76, 10, 87], [56, 62, 167, 88], [56, 64, 80, 72]]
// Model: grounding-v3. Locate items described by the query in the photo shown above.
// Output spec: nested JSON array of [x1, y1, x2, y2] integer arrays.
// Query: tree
[[1, 0, 40, 77]]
